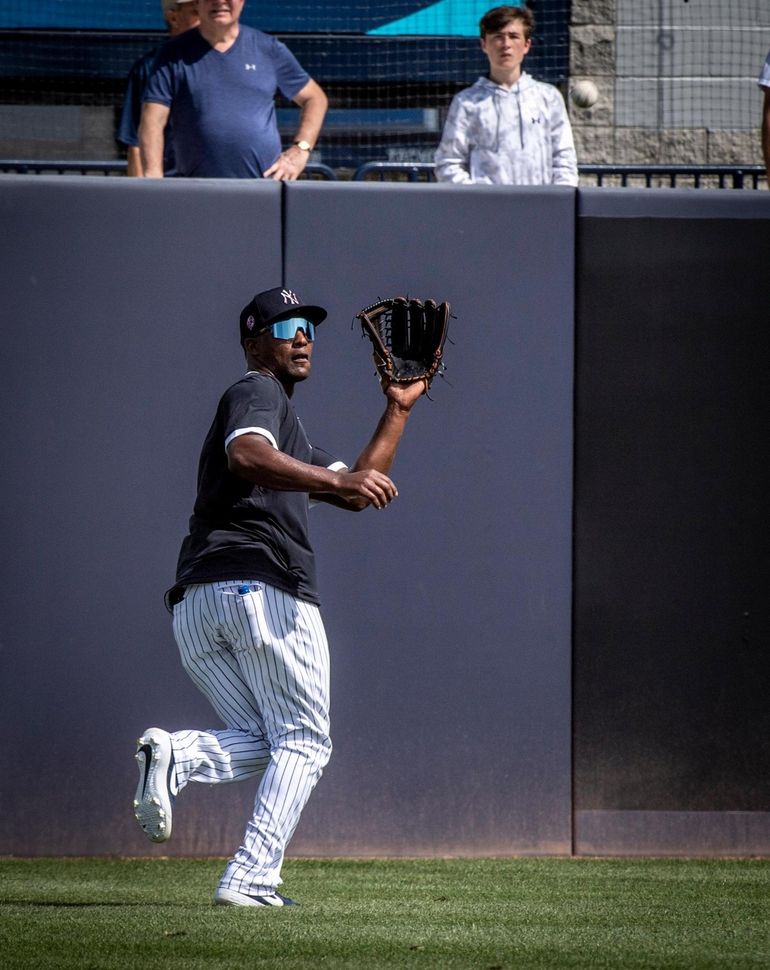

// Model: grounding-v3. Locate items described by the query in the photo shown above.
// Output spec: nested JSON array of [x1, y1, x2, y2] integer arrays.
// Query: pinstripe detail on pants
[[171, 580, 331, 896]]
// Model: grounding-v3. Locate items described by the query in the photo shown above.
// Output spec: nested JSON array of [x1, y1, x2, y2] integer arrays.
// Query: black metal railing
[[0, 160, 338, 179], [352, 161, 767, 188], [580, 164, 766, 189], [353, 162, 436, 182], [0, 159, 129, 175], [1, 159, 764, 188]]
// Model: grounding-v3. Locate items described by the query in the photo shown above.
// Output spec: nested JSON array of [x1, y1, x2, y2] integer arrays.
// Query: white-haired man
[[139, 0, 327, 180]]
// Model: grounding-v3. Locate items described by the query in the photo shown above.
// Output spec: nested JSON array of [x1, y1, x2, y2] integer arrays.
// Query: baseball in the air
[[570, 80, 599, 109]]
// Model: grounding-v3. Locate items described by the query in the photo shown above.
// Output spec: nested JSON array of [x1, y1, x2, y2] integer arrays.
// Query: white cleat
[[214, 888, 298, 907], [133, 728, 177, 843]]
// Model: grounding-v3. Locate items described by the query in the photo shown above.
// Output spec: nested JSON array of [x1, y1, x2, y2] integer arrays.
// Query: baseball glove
[[357, 297, 450, 385]]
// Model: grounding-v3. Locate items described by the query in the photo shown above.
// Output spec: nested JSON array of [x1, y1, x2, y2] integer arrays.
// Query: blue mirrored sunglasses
[[270, 317, 315, 341]]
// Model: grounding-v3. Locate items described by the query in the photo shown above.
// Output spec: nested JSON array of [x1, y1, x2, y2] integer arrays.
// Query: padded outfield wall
[[0, 177, 767, 857], [573, 190, 770, 855]]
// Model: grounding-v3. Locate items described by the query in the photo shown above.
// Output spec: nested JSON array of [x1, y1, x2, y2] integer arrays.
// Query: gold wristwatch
[[294, 140, 312, 152]]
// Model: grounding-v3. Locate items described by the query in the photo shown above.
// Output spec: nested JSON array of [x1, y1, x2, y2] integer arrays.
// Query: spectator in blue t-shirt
[[116, 0, 200, 177], [139, 0, 327, 179]]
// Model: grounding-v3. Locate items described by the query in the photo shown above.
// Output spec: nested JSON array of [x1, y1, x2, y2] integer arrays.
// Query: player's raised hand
[[382, 375, 428, 409]]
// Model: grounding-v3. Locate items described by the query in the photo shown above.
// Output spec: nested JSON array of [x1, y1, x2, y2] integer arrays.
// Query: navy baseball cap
[[239, 286, 327, 345]]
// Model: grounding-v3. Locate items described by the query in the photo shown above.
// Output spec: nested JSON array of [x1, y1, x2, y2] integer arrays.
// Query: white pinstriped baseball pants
[[170, 580, 331, 896]]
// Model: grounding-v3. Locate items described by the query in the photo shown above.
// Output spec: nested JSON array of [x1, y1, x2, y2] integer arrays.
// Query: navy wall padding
[[284, 182, 575, 854], [0, 177, 283, 854], [573, 190, 770, 818], [0, 178, 575, 856], [2, 178, 768, 858]]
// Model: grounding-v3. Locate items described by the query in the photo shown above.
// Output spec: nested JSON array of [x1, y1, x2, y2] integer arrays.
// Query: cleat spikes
[[133, 728, 176, 844]]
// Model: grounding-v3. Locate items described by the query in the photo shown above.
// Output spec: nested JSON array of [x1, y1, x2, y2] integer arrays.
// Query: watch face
[[295, 140, 311, 151]]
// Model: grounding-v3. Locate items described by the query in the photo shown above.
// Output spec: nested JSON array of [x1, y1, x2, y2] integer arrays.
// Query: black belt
[[164, 585, 187, 612]]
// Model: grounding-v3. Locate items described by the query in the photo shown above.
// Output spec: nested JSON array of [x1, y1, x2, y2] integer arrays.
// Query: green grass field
[[1, 857, 768, 969]]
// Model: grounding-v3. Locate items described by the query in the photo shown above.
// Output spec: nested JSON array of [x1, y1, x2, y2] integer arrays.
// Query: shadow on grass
[[0, 900, 191, 908]]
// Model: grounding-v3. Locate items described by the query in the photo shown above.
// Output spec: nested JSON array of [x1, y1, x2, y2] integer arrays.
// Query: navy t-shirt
[[116, 47, 178, 175], [175, 372, 344, 605], [143, 25, 310, 178]]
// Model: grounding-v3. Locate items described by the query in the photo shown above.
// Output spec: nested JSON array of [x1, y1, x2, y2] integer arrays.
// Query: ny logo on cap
[[281, 289, 300, 305]]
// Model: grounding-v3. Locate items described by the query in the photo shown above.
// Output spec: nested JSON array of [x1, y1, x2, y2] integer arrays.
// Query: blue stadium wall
[[2, 1, 534, 34], [0, 3, 570, 95], [0, 178, 768, 858]]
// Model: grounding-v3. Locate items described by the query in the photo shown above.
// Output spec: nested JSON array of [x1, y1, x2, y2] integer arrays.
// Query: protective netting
[[0, 1, 767, 169], [0, 1, 569, 167], [613, 0, 769, 131]]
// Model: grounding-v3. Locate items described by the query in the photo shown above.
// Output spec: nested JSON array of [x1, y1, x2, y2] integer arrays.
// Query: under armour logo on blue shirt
[[245, 64, 257, 70]]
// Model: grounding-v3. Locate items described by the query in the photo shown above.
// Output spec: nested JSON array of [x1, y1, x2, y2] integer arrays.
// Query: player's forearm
[[228, 438, 340, 493], [228, 436, 396, 511], [350, 401, 412, 476]]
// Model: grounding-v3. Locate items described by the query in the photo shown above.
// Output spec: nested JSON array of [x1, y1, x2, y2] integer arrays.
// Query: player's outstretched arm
[[312, 378, 426, 511], [349, 377, 426, 478]]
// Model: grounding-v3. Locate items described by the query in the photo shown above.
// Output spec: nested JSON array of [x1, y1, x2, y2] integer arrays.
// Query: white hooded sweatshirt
[[434, 73, 578, 186]]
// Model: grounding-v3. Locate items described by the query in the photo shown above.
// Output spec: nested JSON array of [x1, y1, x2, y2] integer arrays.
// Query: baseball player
[[134, 286, 427, 907]]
